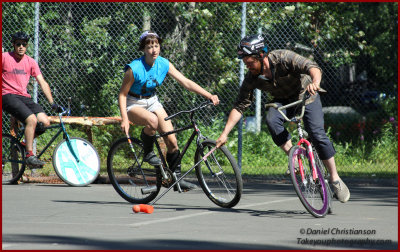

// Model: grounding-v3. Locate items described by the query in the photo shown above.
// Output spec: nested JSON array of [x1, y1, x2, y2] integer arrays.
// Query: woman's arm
[[119, 68, 134, 135], [168, 62, 219, 105]]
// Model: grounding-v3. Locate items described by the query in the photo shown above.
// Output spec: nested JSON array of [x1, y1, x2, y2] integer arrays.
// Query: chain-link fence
[[2, 2, 397, 181]]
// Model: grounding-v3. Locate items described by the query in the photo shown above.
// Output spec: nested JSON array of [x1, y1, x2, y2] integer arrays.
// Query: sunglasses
[[15, 42, 27, 47]]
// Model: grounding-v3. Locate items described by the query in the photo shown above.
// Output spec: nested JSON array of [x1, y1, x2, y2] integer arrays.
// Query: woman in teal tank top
[[118, 31, 219, 191]]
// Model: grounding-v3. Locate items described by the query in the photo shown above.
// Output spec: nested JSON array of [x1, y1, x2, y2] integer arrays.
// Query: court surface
[[2, 180, 398, 250]]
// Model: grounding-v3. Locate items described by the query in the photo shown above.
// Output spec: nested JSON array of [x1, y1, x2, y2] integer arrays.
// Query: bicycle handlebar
[[59, 97, 72, 117], [265, 91, 312, 122], [164, 101, 214, 121]]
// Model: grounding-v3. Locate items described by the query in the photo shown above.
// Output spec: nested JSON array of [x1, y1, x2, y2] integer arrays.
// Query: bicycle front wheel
[[313, 147, 333, 214], [195, 139, 242, 208], [2, 134, 26, 184], [53, 137, 100, 186], [107, 137, 161, 204], [289, 145, 329, 218]]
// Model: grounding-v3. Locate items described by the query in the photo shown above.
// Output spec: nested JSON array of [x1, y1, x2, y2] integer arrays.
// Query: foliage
[[2, 2, 397, 179]]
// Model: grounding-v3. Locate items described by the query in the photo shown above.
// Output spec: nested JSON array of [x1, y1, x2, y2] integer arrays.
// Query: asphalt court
[[2, 180, 398, 250]]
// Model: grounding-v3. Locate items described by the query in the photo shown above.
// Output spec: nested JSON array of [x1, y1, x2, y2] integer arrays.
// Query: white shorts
[[126, 94, 163, 113]]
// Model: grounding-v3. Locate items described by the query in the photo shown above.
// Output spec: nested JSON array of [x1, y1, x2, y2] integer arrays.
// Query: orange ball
[[132, 205, 140, 213]]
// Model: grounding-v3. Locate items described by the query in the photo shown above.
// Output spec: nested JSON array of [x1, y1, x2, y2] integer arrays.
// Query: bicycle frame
[[296, 128, 318, 183], [153, 105, 207, 181], [266, 95, 319, 183], [9, 108, 80, 164]]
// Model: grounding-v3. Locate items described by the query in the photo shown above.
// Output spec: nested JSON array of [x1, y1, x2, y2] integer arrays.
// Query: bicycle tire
[[195, 139, 242, 208], [107, 137, 161, 204], [2, 134, 26, 184], [312, 147, 333, 214], [289, 145, 329, 218], [53, 137, 100, 186]]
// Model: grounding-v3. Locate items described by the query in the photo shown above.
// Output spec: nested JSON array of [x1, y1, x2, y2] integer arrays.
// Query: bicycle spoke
[[195, 140, 242, 208], [290, 146, 328, 217], [107, 137, 160, 204]]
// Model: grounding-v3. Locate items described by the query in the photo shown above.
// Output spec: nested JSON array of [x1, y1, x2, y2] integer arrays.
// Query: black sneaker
[[25, 155, 45, 168], [173, 173, 198, 192], [174, 179, 198, 191], [143, 151, 162, 166]]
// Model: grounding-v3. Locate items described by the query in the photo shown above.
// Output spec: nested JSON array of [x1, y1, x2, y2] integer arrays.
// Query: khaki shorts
[[126, 94, 163, 113]]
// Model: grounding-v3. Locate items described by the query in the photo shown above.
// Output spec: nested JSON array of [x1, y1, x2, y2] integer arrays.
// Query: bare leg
[[36, 112, 50, 127], [153, 108, 178, 154], [323, 157, 339, 182], [127, 107, 159, 134], [24, 114, 37, 153], [279, 140, 293, 155]]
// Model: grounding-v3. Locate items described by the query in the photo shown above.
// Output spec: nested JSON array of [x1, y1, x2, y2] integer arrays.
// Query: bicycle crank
[[140, 167, 174, 195]]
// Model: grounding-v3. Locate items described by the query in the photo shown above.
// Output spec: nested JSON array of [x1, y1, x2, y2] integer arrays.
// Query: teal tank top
[[124, 56, 170, 96]]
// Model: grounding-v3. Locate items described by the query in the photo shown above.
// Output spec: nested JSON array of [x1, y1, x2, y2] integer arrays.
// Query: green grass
[[29, 117, 397, 180]]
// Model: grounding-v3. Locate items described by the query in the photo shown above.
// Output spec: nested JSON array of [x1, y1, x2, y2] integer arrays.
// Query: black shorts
[[2, 94, 45, 122]]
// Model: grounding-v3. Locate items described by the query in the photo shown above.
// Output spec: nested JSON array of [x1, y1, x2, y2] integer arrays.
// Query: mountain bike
[[2, 100, 100, 186], [107, 101, 243, 208], [265, 93, 333, 217]]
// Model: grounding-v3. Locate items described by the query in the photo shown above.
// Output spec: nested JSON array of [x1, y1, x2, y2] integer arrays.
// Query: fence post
[[32, 2, 40, 155], [238, 2, 247, 171]]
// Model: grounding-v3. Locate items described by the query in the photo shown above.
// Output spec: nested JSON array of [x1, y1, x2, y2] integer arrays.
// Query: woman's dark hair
[[138, 31, 163, 50]]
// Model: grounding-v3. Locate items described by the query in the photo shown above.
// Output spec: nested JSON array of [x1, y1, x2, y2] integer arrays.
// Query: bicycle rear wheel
[[289, 145, 329, 217], [53, 137, 100, 186], [195, 139, 242, 208], [2, 134, 26, 184], [107, 137, 161, 204]]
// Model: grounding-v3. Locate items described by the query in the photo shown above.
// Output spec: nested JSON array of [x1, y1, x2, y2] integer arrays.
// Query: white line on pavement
[[129, 197, 298, 228]]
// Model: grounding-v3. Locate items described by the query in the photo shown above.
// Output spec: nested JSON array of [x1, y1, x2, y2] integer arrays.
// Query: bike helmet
[[237, 34, 268, 59], [138, 30, 163, 50], [11, 32, 30, 43]]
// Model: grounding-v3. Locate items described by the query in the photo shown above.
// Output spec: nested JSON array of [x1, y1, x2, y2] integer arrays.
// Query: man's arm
[[216, 108, 243, 148], [307, 67, 322, 95], [35, 74, 54, 104]]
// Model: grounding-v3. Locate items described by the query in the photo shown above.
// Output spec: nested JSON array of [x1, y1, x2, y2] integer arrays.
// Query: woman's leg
[[127, 106, 161, 165], [153, 107, 197, 191]]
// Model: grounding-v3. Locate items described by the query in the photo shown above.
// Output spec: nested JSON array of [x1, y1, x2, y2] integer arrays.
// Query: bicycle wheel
[[53, 137, 100, 186], [107, 137, 161, 204], [313, 147, 333, 214], [289, 145, 329, 217], [2, 134, 26, 184], [195, 139, 242, 208]]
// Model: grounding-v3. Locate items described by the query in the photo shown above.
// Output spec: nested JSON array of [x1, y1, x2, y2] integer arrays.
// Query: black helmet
[[237, 34, 268, 59], [11, 32, 30, 43]]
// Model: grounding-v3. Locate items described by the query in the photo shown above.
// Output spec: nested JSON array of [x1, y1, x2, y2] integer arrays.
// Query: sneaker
[[331, 178, 350, 203], [173, 172, 198, 192], [25, 155, 45, 168], [143, 151, 162, 166]]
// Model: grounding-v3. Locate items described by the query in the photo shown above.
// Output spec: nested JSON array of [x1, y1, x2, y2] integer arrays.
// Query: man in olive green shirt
[[216, 34, 350, 203]]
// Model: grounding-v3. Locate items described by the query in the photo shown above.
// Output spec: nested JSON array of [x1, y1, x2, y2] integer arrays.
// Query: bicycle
[[2, 99, 100, 186], [265, 92, 333, 218], [107, 101, 243, 208]]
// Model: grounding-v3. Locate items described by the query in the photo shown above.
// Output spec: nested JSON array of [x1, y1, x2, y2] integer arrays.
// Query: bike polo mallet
[[132, 145, 218, 214], [124, 133, 157, 214]]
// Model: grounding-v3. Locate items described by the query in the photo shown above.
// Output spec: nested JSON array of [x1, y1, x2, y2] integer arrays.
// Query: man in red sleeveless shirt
[[2, 31, 61, 167]]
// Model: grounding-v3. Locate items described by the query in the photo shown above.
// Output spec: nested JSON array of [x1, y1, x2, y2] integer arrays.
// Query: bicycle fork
[[296, 121, 318, 183]]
